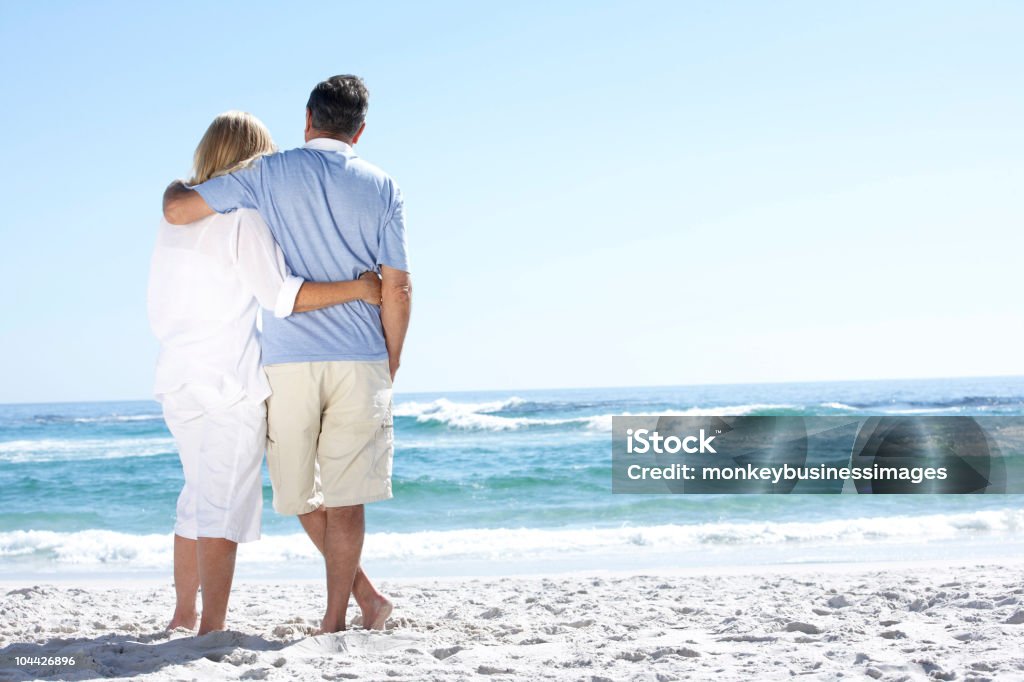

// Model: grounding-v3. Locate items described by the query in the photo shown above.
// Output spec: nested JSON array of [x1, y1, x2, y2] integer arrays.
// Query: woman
[[147, 111, 384, 634]]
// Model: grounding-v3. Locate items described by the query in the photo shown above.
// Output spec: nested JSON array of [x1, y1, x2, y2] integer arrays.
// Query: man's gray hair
[[307, 75, 369, 139]]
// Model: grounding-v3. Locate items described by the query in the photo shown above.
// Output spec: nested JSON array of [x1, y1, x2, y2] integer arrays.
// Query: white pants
[[161, 385, 266, 543]]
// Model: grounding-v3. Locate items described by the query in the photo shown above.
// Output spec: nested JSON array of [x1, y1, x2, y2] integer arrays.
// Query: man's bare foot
[[315, 594, 393, 634], [167, 610, 198, 631], [317, 615, 346, 634], [361, 595, 393, 630], [197, 621, 226, 636]]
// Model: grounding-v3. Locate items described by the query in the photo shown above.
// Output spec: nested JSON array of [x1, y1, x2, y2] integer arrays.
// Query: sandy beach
[[2, 562, 1023, 681]]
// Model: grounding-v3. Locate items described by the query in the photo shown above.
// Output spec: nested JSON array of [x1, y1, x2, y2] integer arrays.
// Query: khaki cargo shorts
[[264, 360, 394, 514]]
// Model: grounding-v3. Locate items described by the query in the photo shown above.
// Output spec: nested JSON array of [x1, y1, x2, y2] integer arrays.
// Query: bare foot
[[361, 595, 393, 630], [166, 610, 198, 631], [317, 615, 346, 634], [197, 621, 226, 636]]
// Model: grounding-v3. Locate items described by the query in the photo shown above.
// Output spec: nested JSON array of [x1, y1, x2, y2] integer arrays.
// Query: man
[[163, 75, 411, 633]]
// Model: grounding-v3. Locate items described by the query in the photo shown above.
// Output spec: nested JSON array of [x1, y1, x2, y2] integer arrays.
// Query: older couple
[[147, 75, 411, 634]]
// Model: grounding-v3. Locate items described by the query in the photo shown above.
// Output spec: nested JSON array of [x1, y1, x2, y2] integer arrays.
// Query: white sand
[[2, 563, 1024, 681]]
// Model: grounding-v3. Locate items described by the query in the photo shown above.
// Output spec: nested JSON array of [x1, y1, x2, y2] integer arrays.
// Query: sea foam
[[2, 508, 1020, 571], [392, 398, 796, 433], [0, 437, 176, 464]]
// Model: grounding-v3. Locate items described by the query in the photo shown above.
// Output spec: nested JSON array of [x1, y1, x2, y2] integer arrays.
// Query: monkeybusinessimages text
[[624, 428, 949, 485]]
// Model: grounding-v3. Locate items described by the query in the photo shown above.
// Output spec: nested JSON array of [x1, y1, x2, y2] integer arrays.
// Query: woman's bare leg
[[168, 534, 199, 630], [196, 537, 238, 634]]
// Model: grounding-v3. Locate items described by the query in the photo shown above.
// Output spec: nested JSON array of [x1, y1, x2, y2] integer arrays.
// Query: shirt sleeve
[[233, 210, 304, 318], [377, 182, 410, 272], [192, 160, 263, 214]]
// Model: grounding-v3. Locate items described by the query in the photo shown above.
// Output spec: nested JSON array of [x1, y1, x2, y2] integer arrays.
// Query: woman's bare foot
[[360, 594, 393, 630], [167, 609, 198, 631]]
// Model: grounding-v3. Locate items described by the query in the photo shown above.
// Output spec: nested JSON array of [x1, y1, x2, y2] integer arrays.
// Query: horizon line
[[2, 372, 1022, 407]]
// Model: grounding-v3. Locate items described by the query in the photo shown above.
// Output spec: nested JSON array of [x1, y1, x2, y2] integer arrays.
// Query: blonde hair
[[190, 111, 276, 185]]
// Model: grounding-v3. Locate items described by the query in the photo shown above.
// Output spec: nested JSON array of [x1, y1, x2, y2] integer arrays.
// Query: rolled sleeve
[[234, 210, 304, 317], [273, 275, 304, 319]]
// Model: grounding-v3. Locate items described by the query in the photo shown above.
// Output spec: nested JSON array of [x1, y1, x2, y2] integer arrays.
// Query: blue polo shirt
[[193, 137, 409, 366]]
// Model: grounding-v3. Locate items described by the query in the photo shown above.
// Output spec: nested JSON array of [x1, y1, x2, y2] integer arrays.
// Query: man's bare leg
[[168, 534, 199, 630], [196, 537, 238, 635], [318, 505, 365, 633], [298, 507, 392, 629]]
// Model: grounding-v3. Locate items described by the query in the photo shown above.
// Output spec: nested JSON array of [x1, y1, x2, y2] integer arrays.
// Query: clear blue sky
[[0, 1, 1021, 403]]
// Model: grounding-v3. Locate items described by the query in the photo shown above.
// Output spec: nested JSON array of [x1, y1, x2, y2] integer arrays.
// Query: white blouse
[[147, 208, 303, 403]]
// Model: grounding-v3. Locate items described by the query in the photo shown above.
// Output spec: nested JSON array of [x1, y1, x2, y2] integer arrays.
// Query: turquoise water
[[1, 377, 1023, 577]]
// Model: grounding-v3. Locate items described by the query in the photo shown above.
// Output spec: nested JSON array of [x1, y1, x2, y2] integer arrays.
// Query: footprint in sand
[[784, 621, 823, 635], [1004, 610, 1024, 624], [879, 630, 906, 639], [431, 645, 463, 660]]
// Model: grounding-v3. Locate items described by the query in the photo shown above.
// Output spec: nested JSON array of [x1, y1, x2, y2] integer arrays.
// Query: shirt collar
[[303, 137, 353, 153]]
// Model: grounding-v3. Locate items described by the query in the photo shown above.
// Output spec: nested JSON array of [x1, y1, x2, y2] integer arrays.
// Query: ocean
[[2, 377, 1023, 579]]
